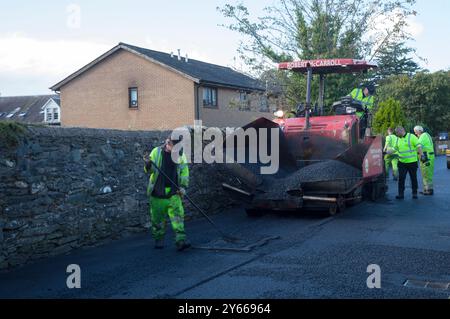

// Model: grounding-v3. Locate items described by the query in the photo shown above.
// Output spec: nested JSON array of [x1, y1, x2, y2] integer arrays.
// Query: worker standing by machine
[[384, 128, 399, 181], [394, 126, 423, 200], [143, 136, 191, 251], [414, 126, 435, 196]]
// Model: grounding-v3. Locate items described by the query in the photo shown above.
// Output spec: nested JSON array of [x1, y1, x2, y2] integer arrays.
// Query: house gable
[[50, 42, 270, 130], [59, 49, 195, 130], [50, 44, 199, 92], [51, 43, 264, 93]]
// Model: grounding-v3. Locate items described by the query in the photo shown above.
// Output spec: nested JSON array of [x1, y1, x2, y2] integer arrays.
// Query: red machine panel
[[362, 136, 384, 179], [278, 59, 377, 74], [277, 115, 357, 142], [274, 115, 359, 162]]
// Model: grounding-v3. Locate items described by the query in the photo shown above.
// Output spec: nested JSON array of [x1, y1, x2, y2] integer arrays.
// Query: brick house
[[50, 43, 275, 130]]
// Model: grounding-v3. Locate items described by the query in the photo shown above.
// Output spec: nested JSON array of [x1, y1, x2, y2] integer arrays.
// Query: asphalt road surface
[[1, 157, 449, 299]]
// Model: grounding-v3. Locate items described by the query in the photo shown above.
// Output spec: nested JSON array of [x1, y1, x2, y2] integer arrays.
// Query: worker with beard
[[144, 135, 190, 251]]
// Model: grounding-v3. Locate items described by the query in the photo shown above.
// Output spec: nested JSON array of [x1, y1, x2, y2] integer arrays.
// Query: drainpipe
[[194, 83, 200, 121]]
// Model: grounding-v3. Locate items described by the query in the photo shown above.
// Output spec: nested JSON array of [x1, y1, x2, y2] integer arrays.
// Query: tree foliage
[[219, 0, 417, 64], [372, 98, 406, 134], [373, 41, 421, 82], [377, 71, 450, 134], [218, 0, 418, 110]]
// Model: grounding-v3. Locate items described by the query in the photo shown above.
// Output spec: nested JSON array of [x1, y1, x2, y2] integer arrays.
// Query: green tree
[[219, 0, 418, 109], [377, 71, 450, 134], [373, 98, 406, 134], [373, 41, 421, 82]]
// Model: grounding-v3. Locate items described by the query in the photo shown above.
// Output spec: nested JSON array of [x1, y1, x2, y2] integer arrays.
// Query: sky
[[0, 0, 448, 96]]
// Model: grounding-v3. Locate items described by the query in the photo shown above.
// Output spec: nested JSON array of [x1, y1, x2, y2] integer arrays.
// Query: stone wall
[[0, 125, 240, 270]]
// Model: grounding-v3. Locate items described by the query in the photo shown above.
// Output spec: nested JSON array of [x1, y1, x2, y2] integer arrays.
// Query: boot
[[176, 240, 191, 251], [412, 193, 418, 199], [396, 194, 404, 200], [154, 239, 164, 249]]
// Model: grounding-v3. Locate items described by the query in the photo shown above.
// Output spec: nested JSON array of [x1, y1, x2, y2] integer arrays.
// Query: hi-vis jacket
[[394, 133, 419, 164], [384, 134, 399, 154], [350, 88, 374, 118], [144, 146, 189, 197], [417, 132, 435, 159]]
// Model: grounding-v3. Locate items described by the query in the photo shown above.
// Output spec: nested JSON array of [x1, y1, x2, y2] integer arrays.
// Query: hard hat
[[366, 83, 376, 95]]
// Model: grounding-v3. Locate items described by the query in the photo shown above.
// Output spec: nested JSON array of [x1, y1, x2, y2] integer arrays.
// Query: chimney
[[170, 51, 174, 58], [185, 54, 189, 63], [177, 49, 181, 61]]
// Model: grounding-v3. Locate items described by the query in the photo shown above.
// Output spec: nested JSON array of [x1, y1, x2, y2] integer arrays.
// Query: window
[[203, 87, 217, 107], [53, 108, 59, 120], [259, 96, 269, 112], [46, 108, 53, 121], [239, 91, 247, 102], [129, 87, 138, 108], [239, 91, 250, 110], [44, 107, 60, 123], [6, 107, 20, 118]]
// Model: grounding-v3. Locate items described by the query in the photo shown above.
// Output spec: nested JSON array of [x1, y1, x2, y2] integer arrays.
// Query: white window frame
[[129, 87, 138, 108], [203, 87, 218, 108], [43, 98, 61, 124], [46, 108, 53, 122], [53, 108, 59, 121], [239, 90, 250, 110]]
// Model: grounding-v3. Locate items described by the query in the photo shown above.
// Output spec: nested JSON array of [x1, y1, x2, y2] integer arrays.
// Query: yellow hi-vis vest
[[395, 133, 419, 163], [144, 146, 189, 196], [384, 134, 398, 153], [350, 88, 374, 118], [418, 132, 435, 159]]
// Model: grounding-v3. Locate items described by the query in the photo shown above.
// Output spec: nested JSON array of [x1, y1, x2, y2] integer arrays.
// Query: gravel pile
[[287, 160, 362, 185], [241, 162, 293, 180], [255, 160, 362, 200], [255, 178, 294, 200]]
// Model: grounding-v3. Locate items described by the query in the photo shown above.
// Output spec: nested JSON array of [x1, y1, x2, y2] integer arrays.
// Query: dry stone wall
[[0, 126, 239, 270]]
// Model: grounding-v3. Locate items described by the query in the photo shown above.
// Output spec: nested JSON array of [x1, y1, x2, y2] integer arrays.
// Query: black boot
[[176, 240, 191, 251], [154, 239, 164, 249], [396, 194, 404, 200], [412, 193, 418, 199]]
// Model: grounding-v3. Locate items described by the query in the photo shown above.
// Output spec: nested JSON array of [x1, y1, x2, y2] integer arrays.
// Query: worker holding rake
[[143, 135, 191, 251]]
